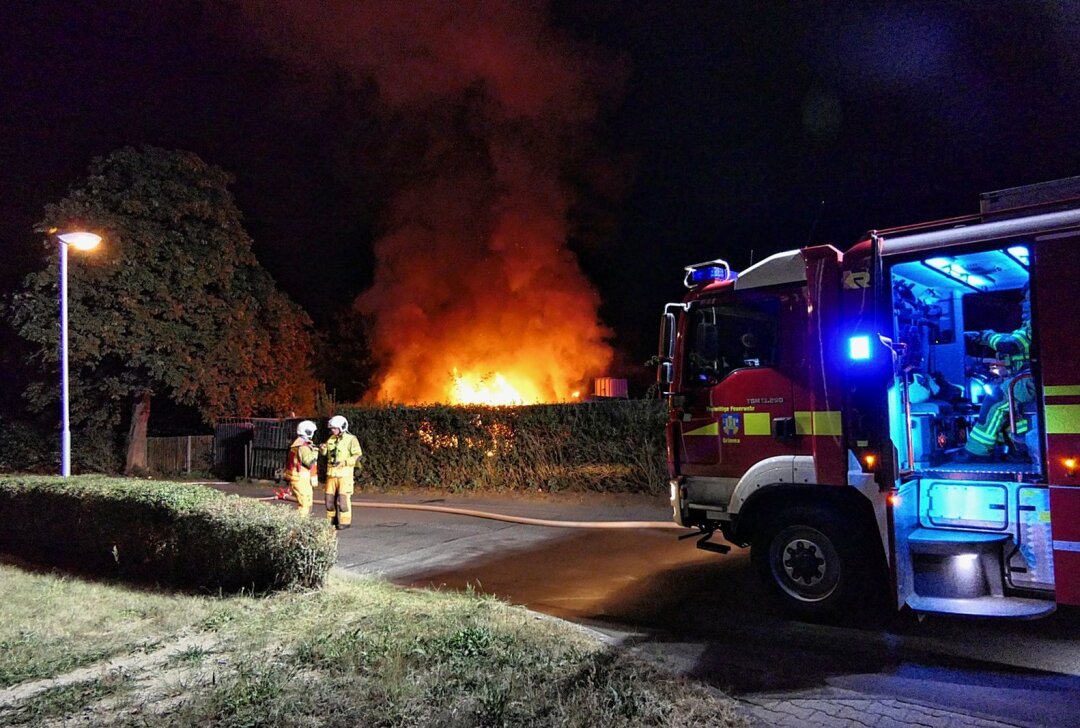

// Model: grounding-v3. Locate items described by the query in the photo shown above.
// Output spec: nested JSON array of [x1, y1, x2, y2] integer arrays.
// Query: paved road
[[238, 484, 1080, 727]]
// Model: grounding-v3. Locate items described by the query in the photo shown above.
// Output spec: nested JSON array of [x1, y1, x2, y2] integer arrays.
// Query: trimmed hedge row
[[338, 400, 668, 495], [0, 476, 336, 593]]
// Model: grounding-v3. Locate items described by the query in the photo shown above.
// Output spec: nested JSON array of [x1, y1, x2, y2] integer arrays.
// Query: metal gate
[[147, 435, 215, 475], [214, 417, 308, 481]]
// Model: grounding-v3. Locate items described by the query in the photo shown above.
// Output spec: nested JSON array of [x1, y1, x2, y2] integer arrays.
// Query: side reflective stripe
[[1054, 540, 1080, 553], [744, 412, 771, 435], [1045, 385, 1080, 397], [691, 410, 842, 437], [795, 411, 841, 436], [813, 411, 843, 437], [795, 411, 812, 436], [1046, 404, 1080, 434]]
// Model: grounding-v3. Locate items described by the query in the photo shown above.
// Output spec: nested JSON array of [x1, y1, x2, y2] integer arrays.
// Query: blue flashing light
[[848, 335, 872, 361], [689, 266, 726, 284], [682, 258, 733, 288]]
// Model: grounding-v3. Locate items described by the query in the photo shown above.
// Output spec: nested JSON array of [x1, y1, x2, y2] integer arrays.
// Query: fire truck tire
[[751, 504, 871, 621]]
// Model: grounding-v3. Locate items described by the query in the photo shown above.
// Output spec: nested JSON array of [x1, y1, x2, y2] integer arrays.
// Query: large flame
[[358, 151, 615, 406], [451, 370, 528, 406], [239, 1, 620, 405]]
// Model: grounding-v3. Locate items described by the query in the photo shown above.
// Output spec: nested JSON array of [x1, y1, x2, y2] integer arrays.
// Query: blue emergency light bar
[[848, 335, 872, 361], [683, 259, 734, 288]]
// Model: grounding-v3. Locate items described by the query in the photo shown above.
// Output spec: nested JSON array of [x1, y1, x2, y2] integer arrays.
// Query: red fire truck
[[659, 178, 1080, 620]]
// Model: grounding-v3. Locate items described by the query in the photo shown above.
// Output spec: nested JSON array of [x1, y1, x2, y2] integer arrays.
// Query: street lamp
[[56, 230, 101, 477]]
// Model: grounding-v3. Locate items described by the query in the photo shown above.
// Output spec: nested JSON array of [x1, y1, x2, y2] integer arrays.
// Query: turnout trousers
[[325, 470, 354, 527]]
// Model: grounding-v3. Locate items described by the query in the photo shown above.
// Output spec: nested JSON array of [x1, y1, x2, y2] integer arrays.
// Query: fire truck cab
[[659, 178, 1080, 620]]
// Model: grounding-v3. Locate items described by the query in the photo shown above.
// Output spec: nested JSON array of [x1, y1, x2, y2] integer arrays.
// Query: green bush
[[0, 476, 336, 593], [0, 415, 123, 474], [336, 400, 668, 495]]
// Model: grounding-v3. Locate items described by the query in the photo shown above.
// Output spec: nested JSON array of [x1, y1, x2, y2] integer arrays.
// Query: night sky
[[3, 1, 1078, 391]]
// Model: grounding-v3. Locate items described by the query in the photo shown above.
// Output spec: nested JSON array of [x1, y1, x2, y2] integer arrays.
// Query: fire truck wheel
[[752, 505, 867, 621]]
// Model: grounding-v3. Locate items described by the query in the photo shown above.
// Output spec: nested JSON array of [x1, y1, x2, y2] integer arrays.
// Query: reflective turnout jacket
[[324, 432, 362, 479], [286, 436, 319, 484], [976, 322, 1031, 374]]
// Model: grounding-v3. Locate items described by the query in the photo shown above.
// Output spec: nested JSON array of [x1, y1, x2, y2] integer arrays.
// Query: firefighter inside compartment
[[285, 420, 319, 517], [957, 284, 1033, 463], [321, 414, 363, 530]]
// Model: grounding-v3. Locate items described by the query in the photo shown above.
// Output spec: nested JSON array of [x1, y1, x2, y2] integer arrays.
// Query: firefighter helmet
[[328, 415, 349, 432], [297, 420, 317, 439]]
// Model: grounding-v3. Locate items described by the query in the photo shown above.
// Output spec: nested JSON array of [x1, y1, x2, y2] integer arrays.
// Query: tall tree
[[10, 146, 317, 473]]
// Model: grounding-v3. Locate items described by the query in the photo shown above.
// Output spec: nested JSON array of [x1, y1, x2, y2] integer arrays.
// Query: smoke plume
[[239, 0, 617, 403]]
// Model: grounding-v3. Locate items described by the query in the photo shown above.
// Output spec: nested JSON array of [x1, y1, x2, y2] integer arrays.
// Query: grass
[[0, 564, 746, 727], [0, 676, 128, 726], [0, 561, 216, 688]]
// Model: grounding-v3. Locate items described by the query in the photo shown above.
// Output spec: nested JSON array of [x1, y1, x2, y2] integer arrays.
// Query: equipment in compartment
[[890, 245, 1041, 477]]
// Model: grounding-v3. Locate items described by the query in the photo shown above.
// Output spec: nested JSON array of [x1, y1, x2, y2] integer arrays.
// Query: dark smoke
[[238, 0, 621, 402]]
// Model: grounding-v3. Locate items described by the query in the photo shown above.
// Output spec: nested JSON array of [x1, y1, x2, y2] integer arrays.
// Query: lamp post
[[56, 231, 101, 477]]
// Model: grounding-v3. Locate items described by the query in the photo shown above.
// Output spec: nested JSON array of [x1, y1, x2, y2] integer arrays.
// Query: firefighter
[[959, 287, 1032, 463], [321, 414, 363, 530], [285, 420, 319, 516]]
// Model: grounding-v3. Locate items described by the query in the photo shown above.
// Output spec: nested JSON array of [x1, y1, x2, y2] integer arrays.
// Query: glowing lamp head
[[848, 335, 872, 361], [862, 452, 877, 471], [1007, 246, 1030, 267], [1065, 457, 1078, 476], [57, 231, 102, 251], [887, 492, 901, 507]]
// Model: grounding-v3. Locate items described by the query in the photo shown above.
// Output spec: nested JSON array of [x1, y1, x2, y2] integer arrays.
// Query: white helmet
[[328, 415, 348, 432], [297, 420, 317, 439]]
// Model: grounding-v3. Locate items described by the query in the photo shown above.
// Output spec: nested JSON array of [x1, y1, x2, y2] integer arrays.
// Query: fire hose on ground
[[260, 491, 683, 530]]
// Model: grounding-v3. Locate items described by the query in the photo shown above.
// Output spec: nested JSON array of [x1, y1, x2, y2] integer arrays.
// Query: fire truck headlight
[[848, 335, 871, 361]]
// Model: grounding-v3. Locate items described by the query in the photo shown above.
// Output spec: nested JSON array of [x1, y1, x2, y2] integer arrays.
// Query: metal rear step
[[908, 528, 1009, 555], [907, 594, 1055, 618], [905, 528, 1055, 619]]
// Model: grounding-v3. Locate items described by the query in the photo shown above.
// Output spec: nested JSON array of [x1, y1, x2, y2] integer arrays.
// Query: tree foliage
[[9, 146, 317, 469]]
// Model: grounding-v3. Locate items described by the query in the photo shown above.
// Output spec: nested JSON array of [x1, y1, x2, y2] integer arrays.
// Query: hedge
[[336, 400, 669, 495], [0, 476, 336, 593]]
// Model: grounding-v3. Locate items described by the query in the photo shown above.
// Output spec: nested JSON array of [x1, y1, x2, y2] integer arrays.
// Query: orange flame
[[450, 369, 530, 406], [360, 214, 614, 405], [236, 0, 620, 408]]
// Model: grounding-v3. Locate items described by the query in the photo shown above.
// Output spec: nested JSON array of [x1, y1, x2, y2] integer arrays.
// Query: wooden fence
[[147, 435, 215, 475]]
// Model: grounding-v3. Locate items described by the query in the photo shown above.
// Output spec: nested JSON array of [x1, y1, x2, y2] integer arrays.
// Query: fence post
[[186, 435, 192, 474]]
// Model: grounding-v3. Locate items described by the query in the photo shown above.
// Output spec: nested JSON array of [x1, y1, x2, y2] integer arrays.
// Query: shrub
[[0, 415, 122, 474], [335, 400, 668, 495], [0, 476, 336, 593]]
